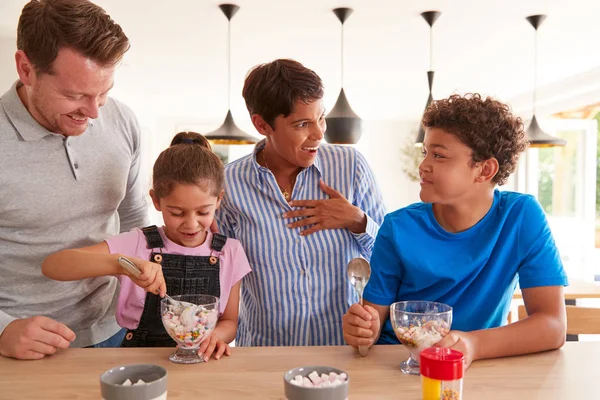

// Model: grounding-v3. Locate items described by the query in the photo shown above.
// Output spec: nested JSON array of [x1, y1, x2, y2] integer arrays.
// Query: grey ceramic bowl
[[283, 366, 349, 400], [100, 364, 168, 400]]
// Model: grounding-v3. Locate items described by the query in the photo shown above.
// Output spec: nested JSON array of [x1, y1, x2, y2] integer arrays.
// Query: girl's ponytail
[[170, 131, 212, 150]]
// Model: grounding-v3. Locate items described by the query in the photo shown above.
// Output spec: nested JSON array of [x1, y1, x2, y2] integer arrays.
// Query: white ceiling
[[1, 0, 599, 124]]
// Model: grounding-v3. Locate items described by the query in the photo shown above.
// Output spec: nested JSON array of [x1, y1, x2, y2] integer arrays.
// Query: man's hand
[[0, 316, 75, 360], [284, 181, 366, 235], [434, 330, 477, 368], [342, 304, 380, 348]]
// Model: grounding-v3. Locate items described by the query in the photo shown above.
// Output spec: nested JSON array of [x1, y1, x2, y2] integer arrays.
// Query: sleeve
[[350, 149, 387, 260], [362, 214, 403, 306], [0, 311, 17, 338], [228, 239, 252, 285], [517, 196, 569, 289], [216, 192, 237, 239], [116, 103, 150, 233], [105, 229, 146, 329], [105, 228, 145, 257]]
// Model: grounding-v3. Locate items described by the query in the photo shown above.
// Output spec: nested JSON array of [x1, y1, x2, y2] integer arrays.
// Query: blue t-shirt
[[363, 190, 568, 344]]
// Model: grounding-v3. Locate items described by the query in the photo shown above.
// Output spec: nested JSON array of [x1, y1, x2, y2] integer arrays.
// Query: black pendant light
[[415, 11, 441, 146], [204, 4, 258, 145], [325, 7, 362, 145], [525, 15, 566, 147]]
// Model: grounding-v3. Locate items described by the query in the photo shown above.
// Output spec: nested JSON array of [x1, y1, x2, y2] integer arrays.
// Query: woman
[[217, 59, 386, 346]]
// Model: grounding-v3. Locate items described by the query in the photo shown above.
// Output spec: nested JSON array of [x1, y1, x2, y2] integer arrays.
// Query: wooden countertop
[[0, 342, 597, 399]]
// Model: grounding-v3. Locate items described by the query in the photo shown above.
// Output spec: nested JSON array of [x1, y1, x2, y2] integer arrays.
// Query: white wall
[[141, 115, 422, 222], [362, 120, 422, 211], [1, 0, 597, 218], [0, 37, 17, 91], [0, 32, 421, 212]]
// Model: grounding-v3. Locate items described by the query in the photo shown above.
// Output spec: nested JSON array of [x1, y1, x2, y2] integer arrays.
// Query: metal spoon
[[347, 257, 371, 357], [117, 256, 189, 306]]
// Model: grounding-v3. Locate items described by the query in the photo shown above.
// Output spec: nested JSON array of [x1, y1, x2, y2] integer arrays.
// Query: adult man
[[0, 0, 149, 359]]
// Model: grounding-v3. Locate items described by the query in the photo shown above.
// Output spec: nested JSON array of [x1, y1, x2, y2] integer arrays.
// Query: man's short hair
[[17, 0, 130, 74]]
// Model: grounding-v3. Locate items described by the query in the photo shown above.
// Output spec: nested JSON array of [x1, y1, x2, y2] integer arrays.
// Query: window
[[518, 118, 598, 278]]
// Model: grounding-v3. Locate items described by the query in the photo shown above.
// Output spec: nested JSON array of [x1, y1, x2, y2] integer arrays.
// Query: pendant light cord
[[532, 28, 538, 115], [429, 25, 433, 71], [341, 22, 345, 88], [227, 19, 231, 110]]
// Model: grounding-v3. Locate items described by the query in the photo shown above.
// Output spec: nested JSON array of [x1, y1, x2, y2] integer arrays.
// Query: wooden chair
[[518, 305, 600, 335]]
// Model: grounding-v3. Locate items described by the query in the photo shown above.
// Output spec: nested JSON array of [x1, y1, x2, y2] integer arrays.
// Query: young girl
[[42, 132, 251, 361]]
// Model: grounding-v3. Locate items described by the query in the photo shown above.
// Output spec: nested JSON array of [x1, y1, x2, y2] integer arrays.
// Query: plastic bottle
[[420, 347, 464, 400]]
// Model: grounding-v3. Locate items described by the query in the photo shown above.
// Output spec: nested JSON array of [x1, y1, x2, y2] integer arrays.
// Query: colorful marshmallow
[[162, 304, 218, 348]]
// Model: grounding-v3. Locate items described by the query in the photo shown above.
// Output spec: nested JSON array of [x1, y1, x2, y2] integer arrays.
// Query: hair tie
[[181, 138, 195, 144]]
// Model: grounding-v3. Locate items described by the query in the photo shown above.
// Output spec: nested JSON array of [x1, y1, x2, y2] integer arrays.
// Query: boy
[[342, 94, 567, 366]]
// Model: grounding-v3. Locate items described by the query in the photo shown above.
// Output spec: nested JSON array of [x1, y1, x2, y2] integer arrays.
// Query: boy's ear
[[476, 158, 499, 183], [251, 114, 274, 137], [149, 189, 161, 211]]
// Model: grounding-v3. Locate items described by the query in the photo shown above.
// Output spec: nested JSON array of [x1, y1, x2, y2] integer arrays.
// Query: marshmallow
[[162, 304, 218, 348], [291, 371, 348, 388]]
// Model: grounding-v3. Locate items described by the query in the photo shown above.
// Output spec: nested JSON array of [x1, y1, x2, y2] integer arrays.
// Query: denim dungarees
[[121, 225, 225, 347]]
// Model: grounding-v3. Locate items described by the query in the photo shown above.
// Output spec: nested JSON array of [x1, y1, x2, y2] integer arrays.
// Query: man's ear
[[15, 50, 36, 86], [149, 189, 161, 211], [476, 158, 499, 183], [251, 114, 274, 137]]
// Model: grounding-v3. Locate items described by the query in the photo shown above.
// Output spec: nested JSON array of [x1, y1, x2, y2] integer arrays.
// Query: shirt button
[[74, 163, 79, 169], [296, 239, 301, 243], [300, 269, 305, 275]]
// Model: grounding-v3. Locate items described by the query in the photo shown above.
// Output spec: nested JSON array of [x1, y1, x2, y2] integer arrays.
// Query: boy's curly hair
[[422, 93, 528, 185]]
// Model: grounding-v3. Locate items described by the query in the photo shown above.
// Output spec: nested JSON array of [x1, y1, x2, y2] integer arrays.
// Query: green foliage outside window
[[537, 130, 579, 217], [538, 148, 555, 214]]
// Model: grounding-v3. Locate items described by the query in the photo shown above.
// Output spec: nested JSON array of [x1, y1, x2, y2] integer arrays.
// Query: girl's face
[[150, 183, 222, 248]]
